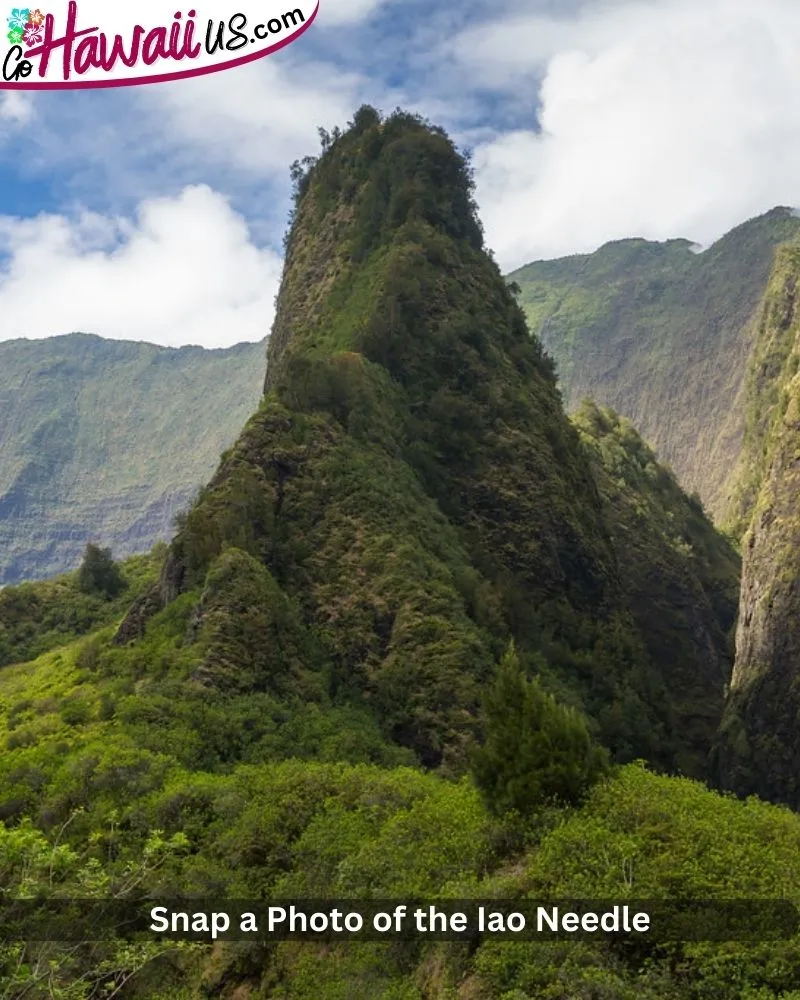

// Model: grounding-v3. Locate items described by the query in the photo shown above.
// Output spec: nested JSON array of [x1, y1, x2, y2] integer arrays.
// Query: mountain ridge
[[4, 206, 796, 585], [509, 205, 800, 523], [0, 332, 265, 585]]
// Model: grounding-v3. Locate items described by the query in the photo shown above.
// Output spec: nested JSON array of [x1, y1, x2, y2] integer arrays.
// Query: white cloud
[[0, 185, 282, 348], [457, 0, 800, 269], [146, 57, 364, 176], [449, 14, 577, 89], [0, 91, 33, 126], [0, 46, 384, 224], [127, 0, 409, 180]]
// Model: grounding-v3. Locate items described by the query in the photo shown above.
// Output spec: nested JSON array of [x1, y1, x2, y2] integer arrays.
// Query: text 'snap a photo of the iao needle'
[[2, 0, 800, 997]]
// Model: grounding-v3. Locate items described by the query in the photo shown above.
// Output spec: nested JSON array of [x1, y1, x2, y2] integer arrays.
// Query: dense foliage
[[472, 643, 609, 816], [78, 544, 127, 600], [574, 403, 740, 775], [0, 548, 162, 669], [3, 624, 800, 1000], [142, 107, 738, 779], [715, 245, 800, 808]]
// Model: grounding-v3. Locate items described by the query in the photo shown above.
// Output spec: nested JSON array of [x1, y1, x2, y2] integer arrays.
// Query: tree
[[78, 543, 126, 600], [472, 643, 609, 818]]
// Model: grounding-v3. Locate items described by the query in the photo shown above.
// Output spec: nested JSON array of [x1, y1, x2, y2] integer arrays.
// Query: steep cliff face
[[263, 109, 615, 614], [509, 208, 800, 523], [715, 247, 800, 804], [575, 403, 740, 776], [0, 334, 265, 584], [118, 108, 737, 775], [151, 109, 620, 769]]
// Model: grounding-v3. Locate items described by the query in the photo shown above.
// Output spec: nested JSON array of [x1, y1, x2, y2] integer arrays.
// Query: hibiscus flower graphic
[[23, 20, 41, 44], [6, 8, 30, 31], [27, 7, 44, 25], [6, 25, 23, 44]]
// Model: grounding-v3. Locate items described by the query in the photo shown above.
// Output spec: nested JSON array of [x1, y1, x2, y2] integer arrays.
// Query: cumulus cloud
[[0, 185, 282, 348], [456, 0, 800, 269], [10, 0, 800, 351], [129, 0, 408, 181]]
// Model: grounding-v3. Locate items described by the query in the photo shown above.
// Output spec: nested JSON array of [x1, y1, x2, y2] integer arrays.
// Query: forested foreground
[[3, 571, 800, 999]]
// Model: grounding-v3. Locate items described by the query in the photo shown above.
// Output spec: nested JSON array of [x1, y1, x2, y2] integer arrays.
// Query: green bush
[[77, 543, 127, 600], [472, 643, 609, 817]]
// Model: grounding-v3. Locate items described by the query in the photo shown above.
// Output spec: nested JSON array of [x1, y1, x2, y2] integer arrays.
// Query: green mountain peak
[[0, 107, 768, 998], [107, 108, 739, 777]]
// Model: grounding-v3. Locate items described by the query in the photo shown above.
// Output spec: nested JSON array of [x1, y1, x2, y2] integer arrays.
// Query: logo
[[1, 1, 317, 88]]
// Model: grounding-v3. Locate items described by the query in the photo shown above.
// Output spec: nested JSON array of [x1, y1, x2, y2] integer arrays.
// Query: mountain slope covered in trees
[[509, 208, 800, 522], [8, 207, 790, 585], [122, 106, 737, 776], [714, 245, 800, 807], [0, 334, 264, 585]]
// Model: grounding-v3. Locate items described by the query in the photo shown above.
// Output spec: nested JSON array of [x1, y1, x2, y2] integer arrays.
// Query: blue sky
[[1, 0, 800, 348]]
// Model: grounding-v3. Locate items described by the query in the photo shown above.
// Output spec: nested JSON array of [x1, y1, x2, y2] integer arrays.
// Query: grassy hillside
[[0, 334, 265, 586], [509, 208, 800, 523]]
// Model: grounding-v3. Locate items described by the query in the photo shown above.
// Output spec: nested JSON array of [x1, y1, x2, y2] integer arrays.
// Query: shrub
[[78, 544, 126, 600], [471, 643, 609, 817]]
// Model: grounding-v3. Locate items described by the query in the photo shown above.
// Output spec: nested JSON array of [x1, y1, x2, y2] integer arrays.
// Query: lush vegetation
[[509, 208, 800, 523], [725, 245, 800, 536], [0, 334, 264, 585], [3, 625, 800, 1000], [714, 245, 800, 808], [77, 544, 128, 600], [0, 109, 778, 997], [574, 403, 740, 776], [472, 643, 610, 816], [149, 107, 738, 779], [0, 547, 163, 669]]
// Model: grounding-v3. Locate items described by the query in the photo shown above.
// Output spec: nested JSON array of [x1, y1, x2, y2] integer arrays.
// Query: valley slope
[[0, 334, 264, 585], [510, 208, 800, 522], [714, 245, 800, 806]]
